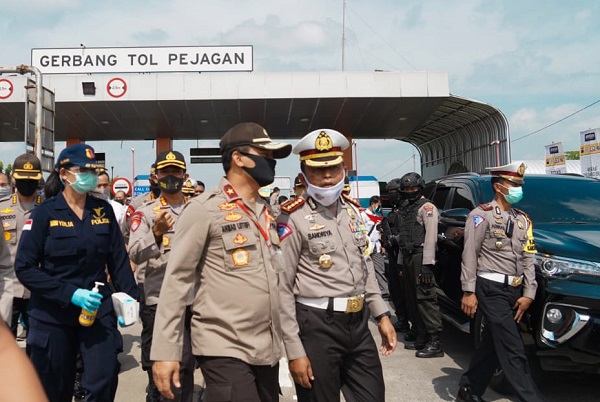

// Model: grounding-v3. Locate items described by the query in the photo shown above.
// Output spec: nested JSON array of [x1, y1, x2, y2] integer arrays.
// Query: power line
[[511, 99, 600, 143], [379, 154, 414, 180]]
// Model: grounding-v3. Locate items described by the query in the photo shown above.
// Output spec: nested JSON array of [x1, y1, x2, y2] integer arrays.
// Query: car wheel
[[471, 309, 515, 395]]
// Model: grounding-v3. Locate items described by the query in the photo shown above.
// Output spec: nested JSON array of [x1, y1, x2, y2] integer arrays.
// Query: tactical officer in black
[[380, 179, 410, 332], [392, 172, 444, 358]]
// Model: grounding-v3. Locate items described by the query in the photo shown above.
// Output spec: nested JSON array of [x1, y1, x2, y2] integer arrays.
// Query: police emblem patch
[[233, 233, 248, 245], [22, 219, 33, 231], [277, 222, 293, 241], [473, 215, 485, 228], [232, 248, 249, 267], [130, 212, 143, 232]]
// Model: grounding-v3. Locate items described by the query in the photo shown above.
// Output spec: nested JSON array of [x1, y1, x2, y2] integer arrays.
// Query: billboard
[[544, 142, 566, 175], [580, 129, 600, 179]]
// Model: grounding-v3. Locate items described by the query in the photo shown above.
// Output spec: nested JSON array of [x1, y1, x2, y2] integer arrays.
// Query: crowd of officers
[[0, 123, 544, 402]]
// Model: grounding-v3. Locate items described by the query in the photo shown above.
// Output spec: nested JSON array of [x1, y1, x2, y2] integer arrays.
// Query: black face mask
[[389, 191, 400, 206], [401, 189, 422, 204], [240, 152, 277, 187], [150, 181, 161, 198], [15, 179, 39, 197], [158, 175, 184, 194]]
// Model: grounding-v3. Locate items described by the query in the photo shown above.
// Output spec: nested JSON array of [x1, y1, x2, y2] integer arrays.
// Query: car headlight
[[535, 254, 600, 278]]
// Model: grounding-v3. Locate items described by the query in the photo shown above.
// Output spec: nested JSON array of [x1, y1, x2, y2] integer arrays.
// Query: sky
[[1, 0, 599, 191]]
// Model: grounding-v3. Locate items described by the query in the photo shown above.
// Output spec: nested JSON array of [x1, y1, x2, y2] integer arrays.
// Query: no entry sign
[[111, 177, 132, 197]]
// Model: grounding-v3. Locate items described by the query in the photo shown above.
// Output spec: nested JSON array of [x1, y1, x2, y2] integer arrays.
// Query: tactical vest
[[396, 198, 429, 251]]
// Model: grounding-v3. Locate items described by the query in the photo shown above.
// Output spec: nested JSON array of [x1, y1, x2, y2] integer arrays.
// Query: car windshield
[[483, 175, 600, 223]]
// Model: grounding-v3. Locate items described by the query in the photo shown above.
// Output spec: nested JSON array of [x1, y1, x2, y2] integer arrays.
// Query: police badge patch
[[473, 215, 485, 228]]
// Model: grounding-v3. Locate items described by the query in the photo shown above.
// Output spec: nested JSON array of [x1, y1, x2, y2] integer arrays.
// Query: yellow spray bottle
[[79, 282, 104, 327]]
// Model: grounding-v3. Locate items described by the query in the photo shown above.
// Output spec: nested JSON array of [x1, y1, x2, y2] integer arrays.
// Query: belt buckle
[[511, 276, 523, 287], [345, 296, 364, 313]]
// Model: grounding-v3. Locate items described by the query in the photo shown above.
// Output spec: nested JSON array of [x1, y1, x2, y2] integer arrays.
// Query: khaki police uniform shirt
[[151, 178, 283, 366], [124, 192, 158, 284], [416, 200, 439, 266], [128, 195, 191, 306], [276, 196, 389, 360], [0, 223, 12, 323], [0, 194, 41, 298], [461, 199, 537, 299]]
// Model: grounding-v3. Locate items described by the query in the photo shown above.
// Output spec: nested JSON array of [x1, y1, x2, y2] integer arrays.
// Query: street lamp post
[[131, 148, 135, 190], [490, 140, 500, 167], [110, 166, 114, 181]]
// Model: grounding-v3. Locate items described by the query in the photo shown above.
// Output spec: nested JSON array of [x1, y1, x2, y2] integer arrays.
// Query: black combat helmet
[[386, 178, 402, 206], [400, 172, 424, 202]]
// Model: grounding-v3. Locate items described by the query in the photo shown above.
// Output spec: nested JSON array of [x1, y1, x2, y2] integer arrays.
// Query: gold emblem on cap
[[315, 132, 333, 152], [166, 152, 176, 160], [517, 163, 526, 176], [23, 162, 34, 170], [318, 254, 333, 269]]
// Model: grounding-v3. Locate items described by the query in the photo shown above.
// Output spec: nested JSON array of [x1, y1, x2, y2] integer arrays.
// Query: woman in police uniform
[[15, 144, 140, 402]]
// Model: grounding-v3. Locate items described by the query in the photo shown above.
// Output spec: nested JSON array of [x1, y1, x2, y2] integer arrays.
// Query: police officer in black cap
[[392, 172, 444, 358], [380, 178, 410, 332]]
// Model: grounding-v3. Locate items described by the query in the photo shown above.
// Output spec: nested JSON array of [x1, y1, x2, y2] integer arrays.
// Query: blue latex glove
[[117, 317, 126, 328], [71, 289, 103, 312]]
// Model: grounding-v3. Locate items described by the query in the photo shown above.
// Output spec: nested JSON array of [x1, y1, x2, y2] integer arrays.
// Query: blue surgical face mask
[[499, 184, 523, 204], [374, 206, 382, 214], [66, 170, 99, 194]]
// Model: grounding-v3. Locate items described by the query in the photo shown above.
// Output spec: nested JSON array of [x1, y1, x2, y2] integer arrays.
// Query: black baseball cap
[[56, 144, 99, 169], [155, 151, 186, 171], [219, 122, 291, 159], [12, 153, 42, 180]]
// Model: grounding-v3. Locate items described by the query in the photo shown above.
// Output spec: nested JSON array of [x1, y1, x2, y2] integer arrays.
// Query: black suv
[[423, 173, 600, 389]]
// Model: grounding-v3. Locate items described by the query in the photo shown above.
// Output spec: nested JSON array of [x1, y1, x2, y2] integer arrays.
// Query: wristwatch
[[375, 312, 392, 322], [464, 291, 474, 296]]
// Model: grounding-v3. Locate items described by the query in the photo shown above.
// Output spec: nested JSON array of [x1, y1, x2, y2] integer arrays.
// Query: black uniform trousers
[[141, 303, 195, 402], [402, 251, 443, 336], [459, 278, 545, 402], [27, 313, 123, 402], [197, 356, 279, 402], [295, 302, 385, 402], [385, 249, 407, 322]]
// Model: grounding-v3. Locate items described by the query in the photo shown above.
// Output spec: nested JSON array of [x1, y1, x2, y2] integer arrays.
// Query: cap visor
[[304, 156, 344, 167], [255, 142, 292, 159]]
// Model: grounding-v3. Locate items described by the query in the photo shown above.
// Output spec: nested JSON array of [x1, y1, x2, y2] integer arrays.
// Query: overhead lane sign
[[31, 45, 253, 74]]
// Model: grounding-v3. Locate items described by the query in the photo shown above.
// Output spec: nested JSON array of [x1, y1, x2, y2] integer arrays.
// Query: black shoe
[[393, 320, 411, 332], [456, 386, 487, 402], [416, 334, 444, 358], [73, 372, 88, 400], [404, 332, 417, 342], [197, 386, 205, 402]]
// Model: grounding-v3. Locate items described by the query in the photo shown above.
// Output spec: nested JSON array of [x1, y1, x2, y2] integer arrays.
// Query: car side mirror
[[440, 208, 470, 227]]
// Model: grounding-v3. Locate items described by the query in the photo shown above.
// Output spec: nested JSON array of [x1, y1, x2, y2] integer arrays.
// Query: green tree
[[4, 164, 12, 177], [565, 150, 580, 160], [0, 161, 3, 173]]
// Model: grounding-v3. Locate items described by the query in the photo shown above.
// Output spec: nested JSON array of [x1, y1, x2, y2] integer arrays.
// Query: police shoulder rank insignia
[[223, 184, 238, 199], [232, 248, 249, 267], [280, 197, 305, 214], [473, 215, 485, 228], [277, 222, 293, 241], [478, 203, 493, 211], [342, 194, 361, 209], [218, 202, 237, 211]]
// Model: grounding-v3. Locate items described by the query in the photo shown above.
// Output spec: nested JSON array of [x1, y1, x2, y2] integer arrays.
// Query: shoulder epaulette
[[478, 203, 493, 211], [280, 197, 305, 214], [342, 193, 361, 209], [513, 207, 530, 220]]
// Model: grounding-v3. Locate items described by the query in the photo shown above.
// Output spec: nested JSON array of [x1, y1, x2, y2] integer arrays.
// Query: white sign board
[[31, 46, 253, 74], [544, 142, 566, 175], [111, 177, 132, 197], [580, 129, 600, 179]]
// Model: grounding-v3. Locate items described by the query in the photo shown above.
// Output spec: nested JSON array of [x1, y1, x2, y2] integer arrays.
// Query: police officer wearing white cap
[[457, 161, 545, 402], [277, 129, 396, 402]]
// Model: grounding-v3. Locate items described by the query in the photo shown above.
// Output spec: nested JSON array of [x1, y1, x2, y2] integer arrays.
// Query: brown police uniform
[[0, 193, 42, 331], [458, 161, 544, 402], [0, 224, 12, 325]]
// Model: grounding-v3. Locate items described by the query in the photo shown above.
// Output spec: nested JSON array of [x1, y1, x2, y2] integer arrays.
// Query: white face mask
[[91, 187, 110, 200], [302, 172, 345, 207], [0, 186, 10, 198]]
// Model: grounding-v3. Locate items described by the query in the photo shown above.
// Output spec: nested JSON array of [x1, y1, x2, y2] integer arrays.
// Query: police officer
[[151, 122, 290, 401], [0, 153, 43, 337], [457, 162, 545, 402], [380, 178, 410, 332], [277, 129, 396, 402], [392, 172, 444, 358], [14, 143, 140, 402], [293, 174, 306, 198], [182, 178, 197, 197], [128, 150, 195, 402]]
